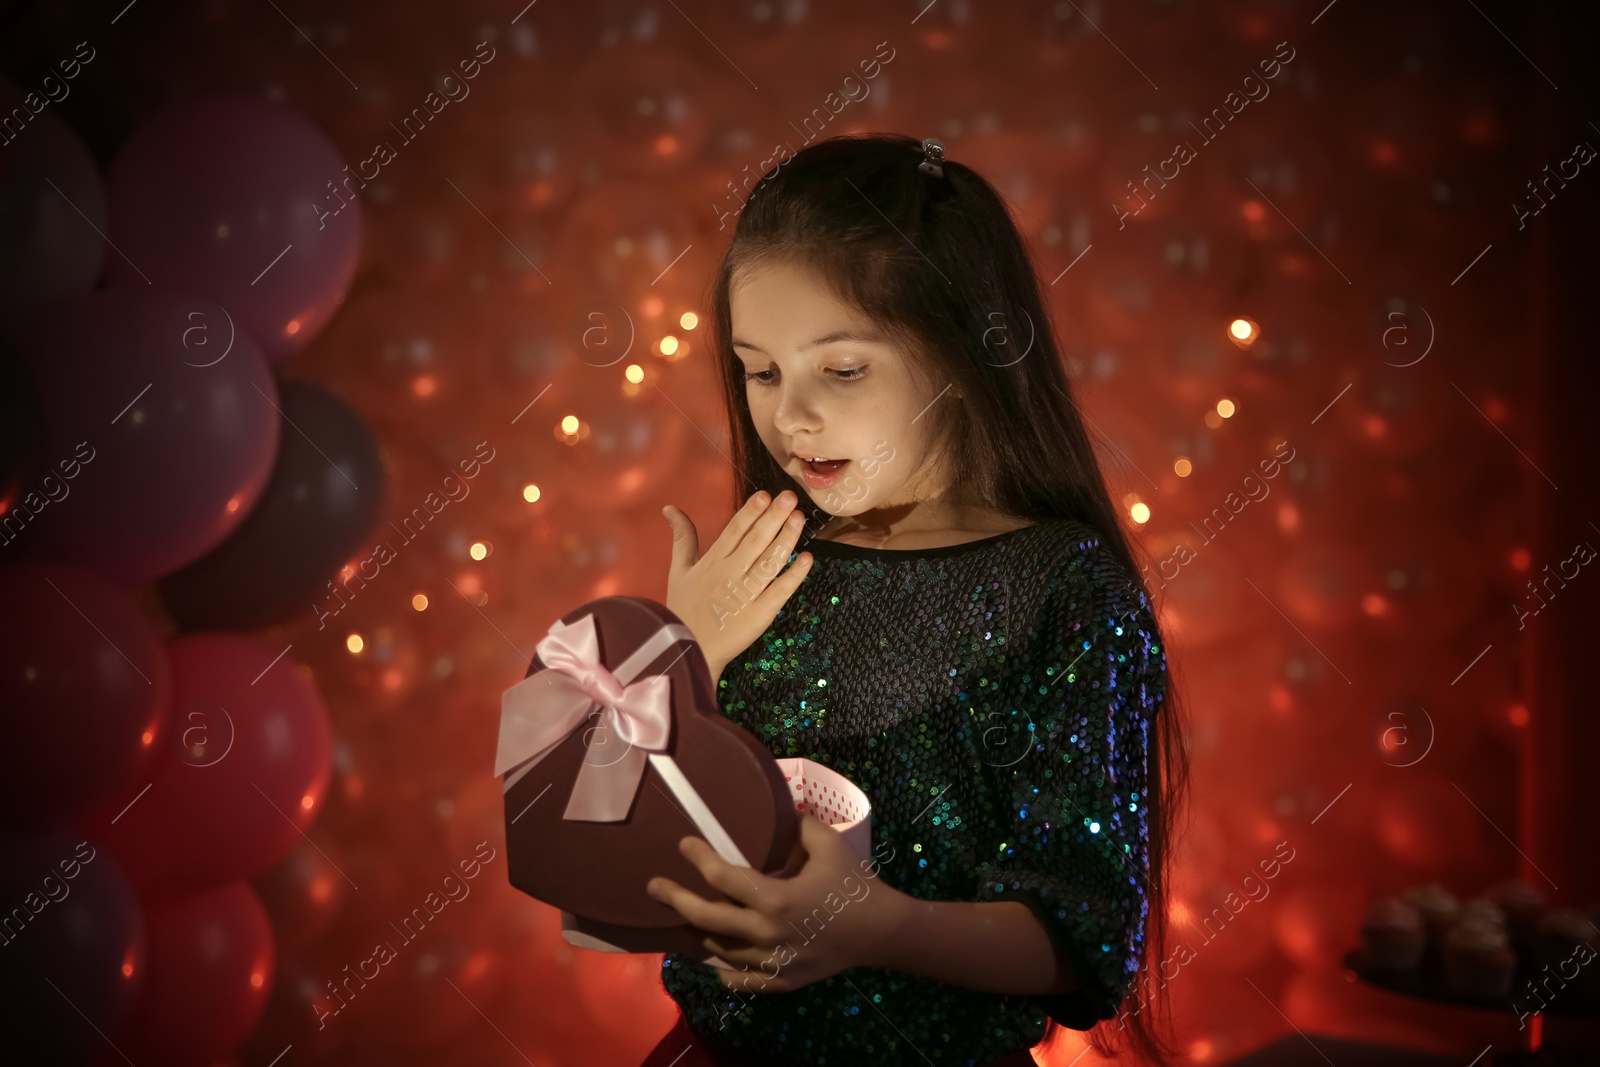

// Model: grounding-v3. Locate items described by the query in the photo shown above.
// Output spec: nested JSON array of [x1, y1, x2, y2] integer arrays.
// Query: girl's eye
[[741, 367, 867, 385]]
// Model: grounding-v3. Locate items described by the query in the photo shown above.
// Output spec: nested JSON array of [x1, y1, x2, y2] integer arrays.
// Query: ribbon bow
[[494, 613, 678, 822]]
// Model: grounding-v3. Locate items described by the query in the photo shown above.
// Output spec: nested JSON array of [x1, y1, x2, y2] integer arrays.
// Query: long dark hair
[[702, 131, 1190, 1066]]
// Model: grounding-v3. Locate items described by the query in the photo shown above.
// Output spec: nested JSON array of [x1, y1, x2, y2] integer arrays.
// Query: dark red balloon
[[0, 832, 145, 1067], [233, 954, 353, 1065], [251, 838, 351, 955], [105, 94, 362, 362], [0, 78, 107, 342], [79, 634, 332, 899], [0, 561, 171, 830], [119, 882, 275, 1066], [159, 382, 388, 631], [0, 336, 48, 514], [16, 288, 280, 584]]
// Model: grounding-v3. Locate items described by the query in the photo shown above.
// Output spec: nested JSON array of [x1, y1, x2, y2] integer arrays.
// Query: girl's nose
[[771, 385, 823, 435]]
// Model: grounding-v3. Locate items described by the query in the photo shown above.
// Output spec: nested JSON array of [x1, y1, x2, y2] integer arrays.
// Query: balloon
[[79, 634, 332, 899], [554, 398, 691, 514], [362, 937, 506, 1051], [233, 955, 352, 1065], [105, 93, 361, 362], [1272, 880, 1368, 970], [0, 78, 107, 344], [159, 382, 387, 630], [17, 288, 280, 584], [1138, 527, 1255, 649], [555, 180, 696, 293], [1275, 543, 1372, 630], [0, 336, 47, 516], [251, 838, 352, 956], [0, 561, 171, 829], [1097, 131, 1194, 230], [570, 44, 710, 176], [0, 832, 144, 1067], [1374, 774, 1488, 872], [120, 882, 275, 1066]]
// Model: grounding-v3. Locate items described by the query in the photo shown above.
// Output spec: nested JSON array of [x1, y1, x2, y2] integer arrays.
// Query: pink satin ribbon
[[495, 613, 674, 822]]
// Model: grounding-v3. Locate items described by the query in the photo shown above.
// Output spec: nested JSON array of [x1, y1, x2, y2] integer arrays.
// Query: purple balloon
[[0, 77, 108, 346], [0, 832, 145, 1066], [16, 288, 280, 584], [104, 93, 361, 363]]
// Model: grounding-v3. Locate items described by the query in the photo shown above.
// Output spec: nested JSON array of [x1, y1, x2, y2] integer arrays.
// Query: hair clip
[[918, 137, 946, 179]]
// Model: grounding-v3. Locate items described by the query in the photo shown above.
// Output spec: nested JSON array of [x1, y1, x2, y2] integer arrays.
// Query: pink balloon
[[17, 288, 280, 583], [105, 93, 361, 362], [120, 882, 275, 1066], [79, 633, 332, 899], [0, 560, 171, 830]]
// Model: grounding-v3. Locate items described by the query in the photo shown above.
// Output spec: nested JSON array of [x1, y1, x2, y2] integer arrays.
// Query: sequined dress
[[659, 518, 1168, 1067]]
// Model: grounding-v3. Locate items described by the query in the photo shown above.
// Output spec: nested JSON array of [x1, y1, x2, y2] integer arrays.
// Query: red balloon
[[1272, 880, 1368, 970], [234, 955, 353, 1065], [120, 882, 275, 1066], [80, 634, 332, 899], [1374, 774, 1488, 873], [17, 288, 280, 584], [0, 832, 145, 1065], [105, 94, 361, 362], [251, 838, 351, 956], [0, 561, 171, 829], [361, 936, 506, 1051]]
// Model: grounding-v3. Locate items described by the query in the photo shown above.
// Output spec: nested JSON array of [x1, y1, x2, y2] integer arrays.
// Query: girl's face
[[729, 259, 950, 517]]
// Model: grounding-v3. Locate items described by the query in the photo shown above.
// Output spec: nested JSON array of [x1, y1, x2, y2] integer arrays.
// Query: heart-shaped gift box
[[495, 596, 871, 961]]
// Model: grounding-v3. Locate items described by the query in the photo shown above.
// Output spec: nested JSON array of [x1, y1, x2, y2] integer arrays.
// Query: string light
[[346, 633, 364, 654], [679, 311, 698, 329]]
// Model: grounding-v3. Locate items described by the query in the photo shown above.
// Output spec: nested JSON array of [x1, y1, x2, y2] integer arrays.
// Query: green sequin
[[661, 520, 1167, 1066]]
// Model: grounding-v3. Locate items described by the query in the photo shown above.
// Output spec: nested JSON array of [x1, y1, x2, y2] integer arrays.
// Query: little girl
[[644, 134, 1187, 1067]]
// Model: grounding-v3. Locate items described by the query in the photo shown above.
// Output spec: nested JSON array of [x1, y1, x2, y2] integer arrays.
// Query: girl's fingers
[[703, 936, 778, 969], [740, 513, 805, 596], [730, 492, 800, 573], [662, 505, 700, 574], [709, 491, 774, 563], [655, 885, 771, 945], [750, 551, 812, 615]]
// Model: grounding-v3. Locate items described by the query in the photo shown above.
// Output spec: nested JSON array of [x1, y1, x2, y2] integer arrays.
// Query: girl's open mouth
[[796, 455, 850, 489]]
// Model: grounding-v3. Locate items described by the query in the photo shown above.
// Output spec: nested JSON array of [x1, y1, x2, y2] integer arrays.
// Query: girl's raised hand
[[661, 490, 814, 683]]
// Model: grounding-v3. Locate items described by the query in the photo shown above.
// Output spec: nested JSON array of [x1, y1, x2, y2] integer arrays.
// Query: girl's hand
[[644, 815, 907, 993], [661, 490, 814, 682]]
